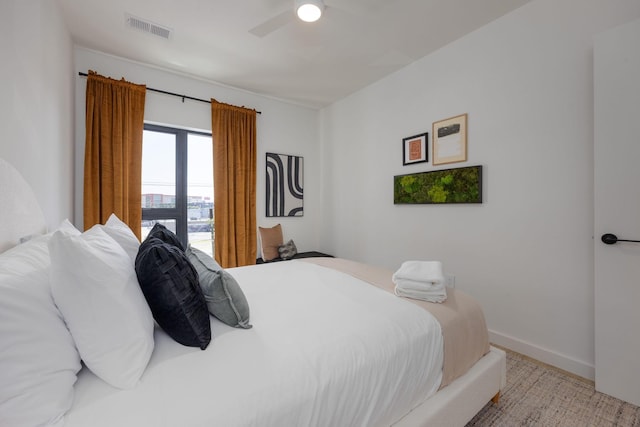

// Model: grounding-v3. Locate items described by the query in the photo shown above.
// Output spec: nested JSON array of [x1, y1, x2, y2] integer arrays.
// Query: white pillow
[[102, 213, 140, 263], [57, 218, 81, 236], [49, 225, 154, 389], [0, 234, 81, 427]]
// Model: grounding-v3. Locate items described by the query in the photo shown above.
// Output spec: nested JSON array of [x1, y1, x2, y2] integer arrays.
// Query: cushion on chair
[[258, 224, 283, 262], [278, 239, 298, 260]]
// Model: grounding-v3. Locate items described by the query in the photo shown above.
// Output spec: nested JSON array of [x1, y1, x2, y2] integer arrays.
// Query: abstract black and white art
[[266, 152, 303, 217]]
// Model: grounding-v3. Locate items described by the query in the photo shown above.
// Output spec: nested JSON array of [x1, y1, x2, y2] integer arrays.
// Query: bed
[[0, 157, 505, 427]]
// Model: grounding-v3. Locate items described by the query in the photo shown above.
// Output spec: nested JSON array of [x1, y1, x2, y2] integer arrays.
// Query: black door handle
[[601, 233, 640, 245]]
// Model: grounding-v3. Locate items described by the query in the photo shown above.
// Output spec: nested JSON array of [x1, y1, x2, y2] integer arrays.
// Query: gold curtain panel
[[211, 99, 257, 268], [83, 71, 146, 239]]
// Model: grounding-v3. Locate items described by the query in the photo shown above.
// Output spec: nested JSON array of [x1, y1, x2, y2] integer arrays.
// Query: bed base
[[393, 346, 506, 427]]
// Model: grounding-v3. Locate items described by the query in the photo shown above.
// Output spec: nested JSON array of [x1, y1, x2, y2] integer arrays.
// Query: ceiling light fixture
[[295, 0, 324, 23]]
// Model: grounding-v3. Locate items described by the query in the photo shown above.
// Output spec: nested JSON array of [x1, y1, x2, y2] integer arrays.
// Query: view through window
[[141, 124, 214, 256]]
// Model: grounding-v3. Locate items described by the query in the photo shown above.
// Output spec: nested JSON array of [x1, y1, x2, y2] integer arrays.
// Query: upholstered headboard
[[0, 158, 46, 253]]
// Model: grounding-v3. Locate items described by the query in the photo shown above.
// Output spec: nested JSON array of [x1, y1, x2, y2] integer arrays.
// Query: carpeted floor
[[466, 349, 640, 426]]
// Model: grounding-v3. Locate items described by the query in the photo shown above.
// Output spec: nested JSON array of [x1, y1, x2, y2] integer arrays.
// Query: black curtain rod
[[78, 72, 261, 114]]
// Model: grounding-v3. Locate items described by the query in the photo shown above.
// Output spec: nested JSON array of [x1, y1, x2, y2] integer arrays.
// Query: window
[[141, 124, 214, 256]]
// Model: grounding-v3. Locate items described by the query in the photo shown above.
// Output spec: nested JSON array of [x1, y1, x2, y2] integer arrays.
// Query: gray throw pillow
[[278, 239, 298, 260], [186, 246, 252, 329]]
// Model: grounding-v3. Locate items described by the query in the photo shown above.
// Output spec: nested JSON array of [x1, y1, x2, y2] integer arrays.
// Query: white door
[[594, 18, 640, 406]]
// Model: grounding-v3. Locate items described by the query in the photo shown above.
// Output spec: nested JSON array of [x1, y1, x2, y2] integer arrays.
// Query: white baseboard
[[489, 329, 595, 381]]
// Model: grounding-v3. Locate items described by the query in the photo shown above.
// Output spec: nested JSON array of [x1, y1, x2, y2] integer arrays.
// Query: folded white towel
[[394, 285, 447, 303], [392, 261, 444, 285], [393, 261, 447, 303], [393, 278, 445, 292]]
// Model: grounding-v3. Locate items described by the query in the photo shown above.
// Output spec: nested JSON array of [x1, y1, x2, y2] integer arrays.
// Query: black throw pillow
[[135, 237, 211, 349], [146, 223, 184, 251]]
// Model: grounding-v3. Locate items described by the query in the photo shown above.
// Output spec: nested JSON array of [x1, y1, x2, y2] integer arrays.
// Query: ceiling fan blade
[[249, 9, 295, 37]]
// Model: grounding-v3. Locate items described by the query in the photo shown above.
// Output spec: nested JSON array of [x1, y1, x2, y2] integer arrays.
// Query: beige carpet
[[466, 349, 640, 426]]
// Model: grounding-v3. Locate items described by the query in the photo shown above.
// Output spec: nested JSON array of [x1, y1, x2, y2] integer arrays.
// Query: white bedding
[[66, 260, 443, 427]]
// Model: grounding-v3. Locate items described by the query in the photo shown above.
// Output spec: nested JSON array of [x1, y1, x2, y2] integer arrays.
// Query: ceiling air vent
[[125, 14, 172, 40]]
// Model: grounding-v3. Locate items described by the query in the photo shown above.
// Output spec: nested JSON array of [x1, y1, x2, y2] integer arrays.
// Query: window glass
[[141, 130, 176, 208], [187, 133, 214, 255], [141, 125, 214, 257]]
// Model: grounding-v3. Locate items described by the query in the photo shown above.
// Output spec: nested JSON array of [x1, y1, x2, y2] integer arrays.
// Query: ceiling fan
[[249, 0, 372, 37]]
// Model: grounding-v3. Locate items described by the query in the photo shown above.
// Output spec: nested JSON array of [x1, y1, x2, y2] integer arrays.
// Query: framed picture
[[402, 132, 428, 165], [432, 113, 467, 165], [266, 152, 304, 217], [394, 165, 482, 204]]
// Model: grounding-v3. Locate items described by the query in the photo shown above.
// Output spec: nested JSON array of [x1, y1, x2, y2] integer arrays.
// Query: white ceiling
[[57, 0, 532, 109]]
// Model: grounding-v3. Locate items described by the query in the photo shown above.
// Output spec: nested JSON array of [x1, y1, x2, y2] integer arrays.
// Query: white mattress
[[65, 261, 444, 427]]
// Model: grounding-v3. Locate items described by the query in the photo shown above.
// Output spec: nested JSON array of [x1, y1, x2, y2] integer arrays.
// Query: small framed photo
[[432, 113, 467, 165], [402, 132, 428, 166]]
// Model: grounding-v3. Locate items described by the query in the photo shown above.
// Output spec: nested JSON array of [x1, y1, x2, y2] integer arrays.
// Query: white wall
[[74, 48, 321, 252], [0, 0, 74, 230], [319, 0, 640, 379]]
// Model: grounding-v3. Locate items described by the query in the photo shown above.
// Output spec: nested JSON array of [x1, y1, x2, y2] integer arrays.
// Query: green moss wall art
[[394, 165, 482, 204]]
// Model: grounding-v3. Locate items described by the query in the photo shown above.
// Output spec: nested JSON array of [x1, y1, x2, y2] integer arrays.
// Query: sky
[[141, 130, 213, 199]]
